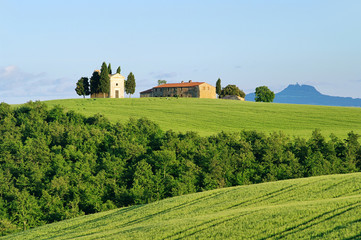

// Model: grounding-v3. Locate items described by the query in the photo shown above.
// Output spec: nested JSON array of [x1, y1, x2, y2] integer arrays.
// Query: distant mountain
[[245, 84, 361, 107]]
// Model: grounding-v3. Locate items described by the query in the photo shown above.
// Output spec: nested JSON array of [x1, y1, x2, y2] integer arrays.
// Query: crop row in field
[[6, 173, 361, 239]]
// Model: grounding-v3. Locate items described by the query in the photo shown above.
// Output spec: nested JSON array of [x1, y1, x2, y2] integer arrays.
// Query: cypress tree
[[216, 78, 221, 98], [90, 71, 101, 96], [99, 62, 110, 98], [108, 63, 112, 74], [125, 72, 136, 98], [83, 77, 90, 96], [116, 66, 121, 74]]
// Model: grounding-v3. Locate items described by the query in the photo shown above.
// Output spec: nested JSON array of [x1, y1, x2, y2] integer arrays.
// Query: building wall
[[142, 82, 216, 99], [109, 74, 125, 98], [199, 83, 216, 99], [91, 93, 109, 98], [140, 92, 152, 97], [153, 87, 199, 98]]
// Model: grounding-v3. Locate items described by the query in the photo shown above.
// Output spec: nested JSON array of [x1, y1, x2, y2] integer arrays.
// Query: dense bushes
[[0, 101, 360, 235]]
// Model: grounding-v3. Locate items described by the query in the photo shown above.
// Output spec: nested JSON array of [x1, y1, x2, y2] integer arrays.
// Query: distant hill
[[246, 84, 361, 107]]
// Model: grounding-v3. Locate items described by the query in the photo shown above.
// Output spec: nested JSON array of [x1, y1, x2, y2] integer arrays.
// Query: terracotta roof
[[140, 88, 153, 94], [154, 82, 205, 88]]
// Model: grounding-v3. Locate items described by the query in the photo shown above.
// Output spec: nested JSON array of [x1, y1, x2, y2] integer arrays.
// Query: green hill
[[44, 98, 361, 138], [4, 172, 361, 240]]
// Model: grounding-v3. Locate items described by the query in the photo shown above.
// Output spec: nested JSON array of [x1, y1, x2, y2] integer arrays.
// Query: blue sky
[[1, 0, 360, 103]]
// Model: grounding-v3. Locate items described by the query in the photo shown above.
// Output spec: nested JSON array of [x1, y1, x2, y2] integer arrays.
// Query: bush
[[221, 85, 245, 98]]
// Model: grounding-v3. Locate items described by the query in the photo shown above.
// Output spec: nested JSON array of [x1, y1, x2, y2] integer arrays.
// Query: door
[[115, 90, 119, 98]]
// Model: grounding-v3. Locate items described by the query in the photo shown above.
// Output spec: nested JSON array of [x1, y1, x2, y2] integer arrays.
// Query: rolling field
[[4, 172, 361, 240], [44, 98, 361, 138]]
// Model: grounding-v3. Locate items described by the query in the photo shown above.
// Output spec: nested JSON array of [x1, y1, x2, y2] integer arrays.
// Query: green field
[[4, 172, 361, 240], [44, 98, 361, 138]]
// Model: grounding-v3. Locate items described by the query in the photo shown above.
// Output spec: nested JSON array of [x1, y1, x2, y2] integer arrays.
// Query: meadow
[[4, 172, 361, 240], [45, 98, 361, 138]]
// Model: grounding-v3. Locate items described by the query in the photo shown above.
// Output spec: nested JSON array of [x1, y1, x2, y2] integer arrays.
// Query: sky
[[1, 0, 361, 104]]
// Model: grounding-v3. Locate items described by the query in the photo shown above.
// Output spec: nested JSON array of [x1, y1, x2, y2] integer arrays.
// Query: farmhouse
[[91, 72, 125, 98], [222, 95, 245, 101], [140, 80, 216, 99]]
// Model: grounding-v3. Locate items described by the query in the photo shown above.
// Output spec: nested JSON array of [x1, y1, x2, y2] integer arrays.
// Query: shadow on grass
[[48, 188, 240, 239], [43, 204, 143, 239], [312, 217, 361, 239], [164, 210, 260, 240], [261, 201, 361, 240]]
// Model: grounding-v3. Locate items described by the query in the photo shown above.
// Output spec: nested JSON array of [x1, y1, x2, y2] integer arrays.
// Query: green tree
[[108, 63, 112, 74], [125, 72, 136, 98], [220, 85, 245, 98], [99, 62, 110, 98], [216, 78, 221, 98], [153, 150, 177, 179], [116, 66, 121, 74], [130, 160, 156, 204], [75, 77, 90, 98], [10, 189, 44, 231], [90, 70, 100, 95], [255, 86, 275, 102], [158, 80, 167, 86]]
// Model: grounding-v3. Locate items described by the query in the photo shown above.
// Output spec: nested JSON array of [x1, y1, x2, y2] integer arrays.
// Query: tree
[[125, 72, 136, 98], [108, 63, 112, 74], [220, 85, 245, 98], [116, 66, 121, 74], [90, 70, 100, 95], [158, 80, 167, 86], [216, 78, 221, 98], [255, 86, 275, 102], [75, 77, 90, 98], [99, 62, 110, 98]]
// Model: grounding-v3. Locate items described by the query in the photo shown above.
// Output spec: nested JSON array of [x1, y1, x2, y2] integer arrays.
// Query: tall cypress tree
[[108, 63, 112, 74], [90, 71, 100, 96], [116, 66, 121, 74], [216, 78, 221, 98], [99, 62, 110, 98], [83, 77, 90, 96], [125, 72, 136, 98]]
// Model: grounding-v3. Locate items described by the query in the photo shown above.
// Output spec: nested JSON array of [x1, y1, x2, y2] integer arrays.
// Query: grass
[[43, 97, 361, 138], [4, 172, 361, 239]]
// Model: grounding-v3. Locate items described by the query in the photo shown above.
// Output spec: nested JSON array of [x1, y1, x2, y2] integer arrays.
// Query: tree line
[[216, 78, 275, 102], [75, 62, 136, 98], [0, 101, 360, 235]]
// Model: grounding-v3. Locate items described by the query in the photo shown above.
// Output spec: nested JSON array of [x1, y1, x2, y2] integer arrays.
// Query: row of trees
[[75, 62, 136, 98], [1, 101, 360, 236], [215, 78, 275, 102]]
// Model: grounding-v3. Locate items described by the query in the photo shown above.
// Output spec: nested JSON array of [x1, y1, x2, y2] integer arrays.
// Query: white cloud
[[0, 65, 76, 104]]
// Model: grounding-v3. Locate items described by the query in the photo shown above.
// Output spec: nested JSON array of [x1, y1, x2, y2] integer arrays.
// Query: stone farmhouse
[[91, 71, 125, 98], [140, 80, 216, 99]]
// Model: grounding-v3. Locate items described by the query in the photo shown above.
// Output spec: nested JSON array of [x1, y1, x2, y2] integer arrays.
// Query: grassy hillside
[[4, 172, 361, 240], [44, 98, 361, 138]]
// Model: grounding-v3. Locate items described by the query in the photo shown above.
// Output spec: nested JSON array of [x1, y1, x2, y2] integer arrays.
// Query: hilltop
[[44, 98, 361, 138], [246, 84, 361, 107], [5, 172, 361, 240]]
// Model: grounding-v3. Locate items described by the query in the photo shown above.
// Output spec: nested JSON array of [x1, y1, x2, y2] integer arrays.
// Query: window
[[116, 83, 118, 86]]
